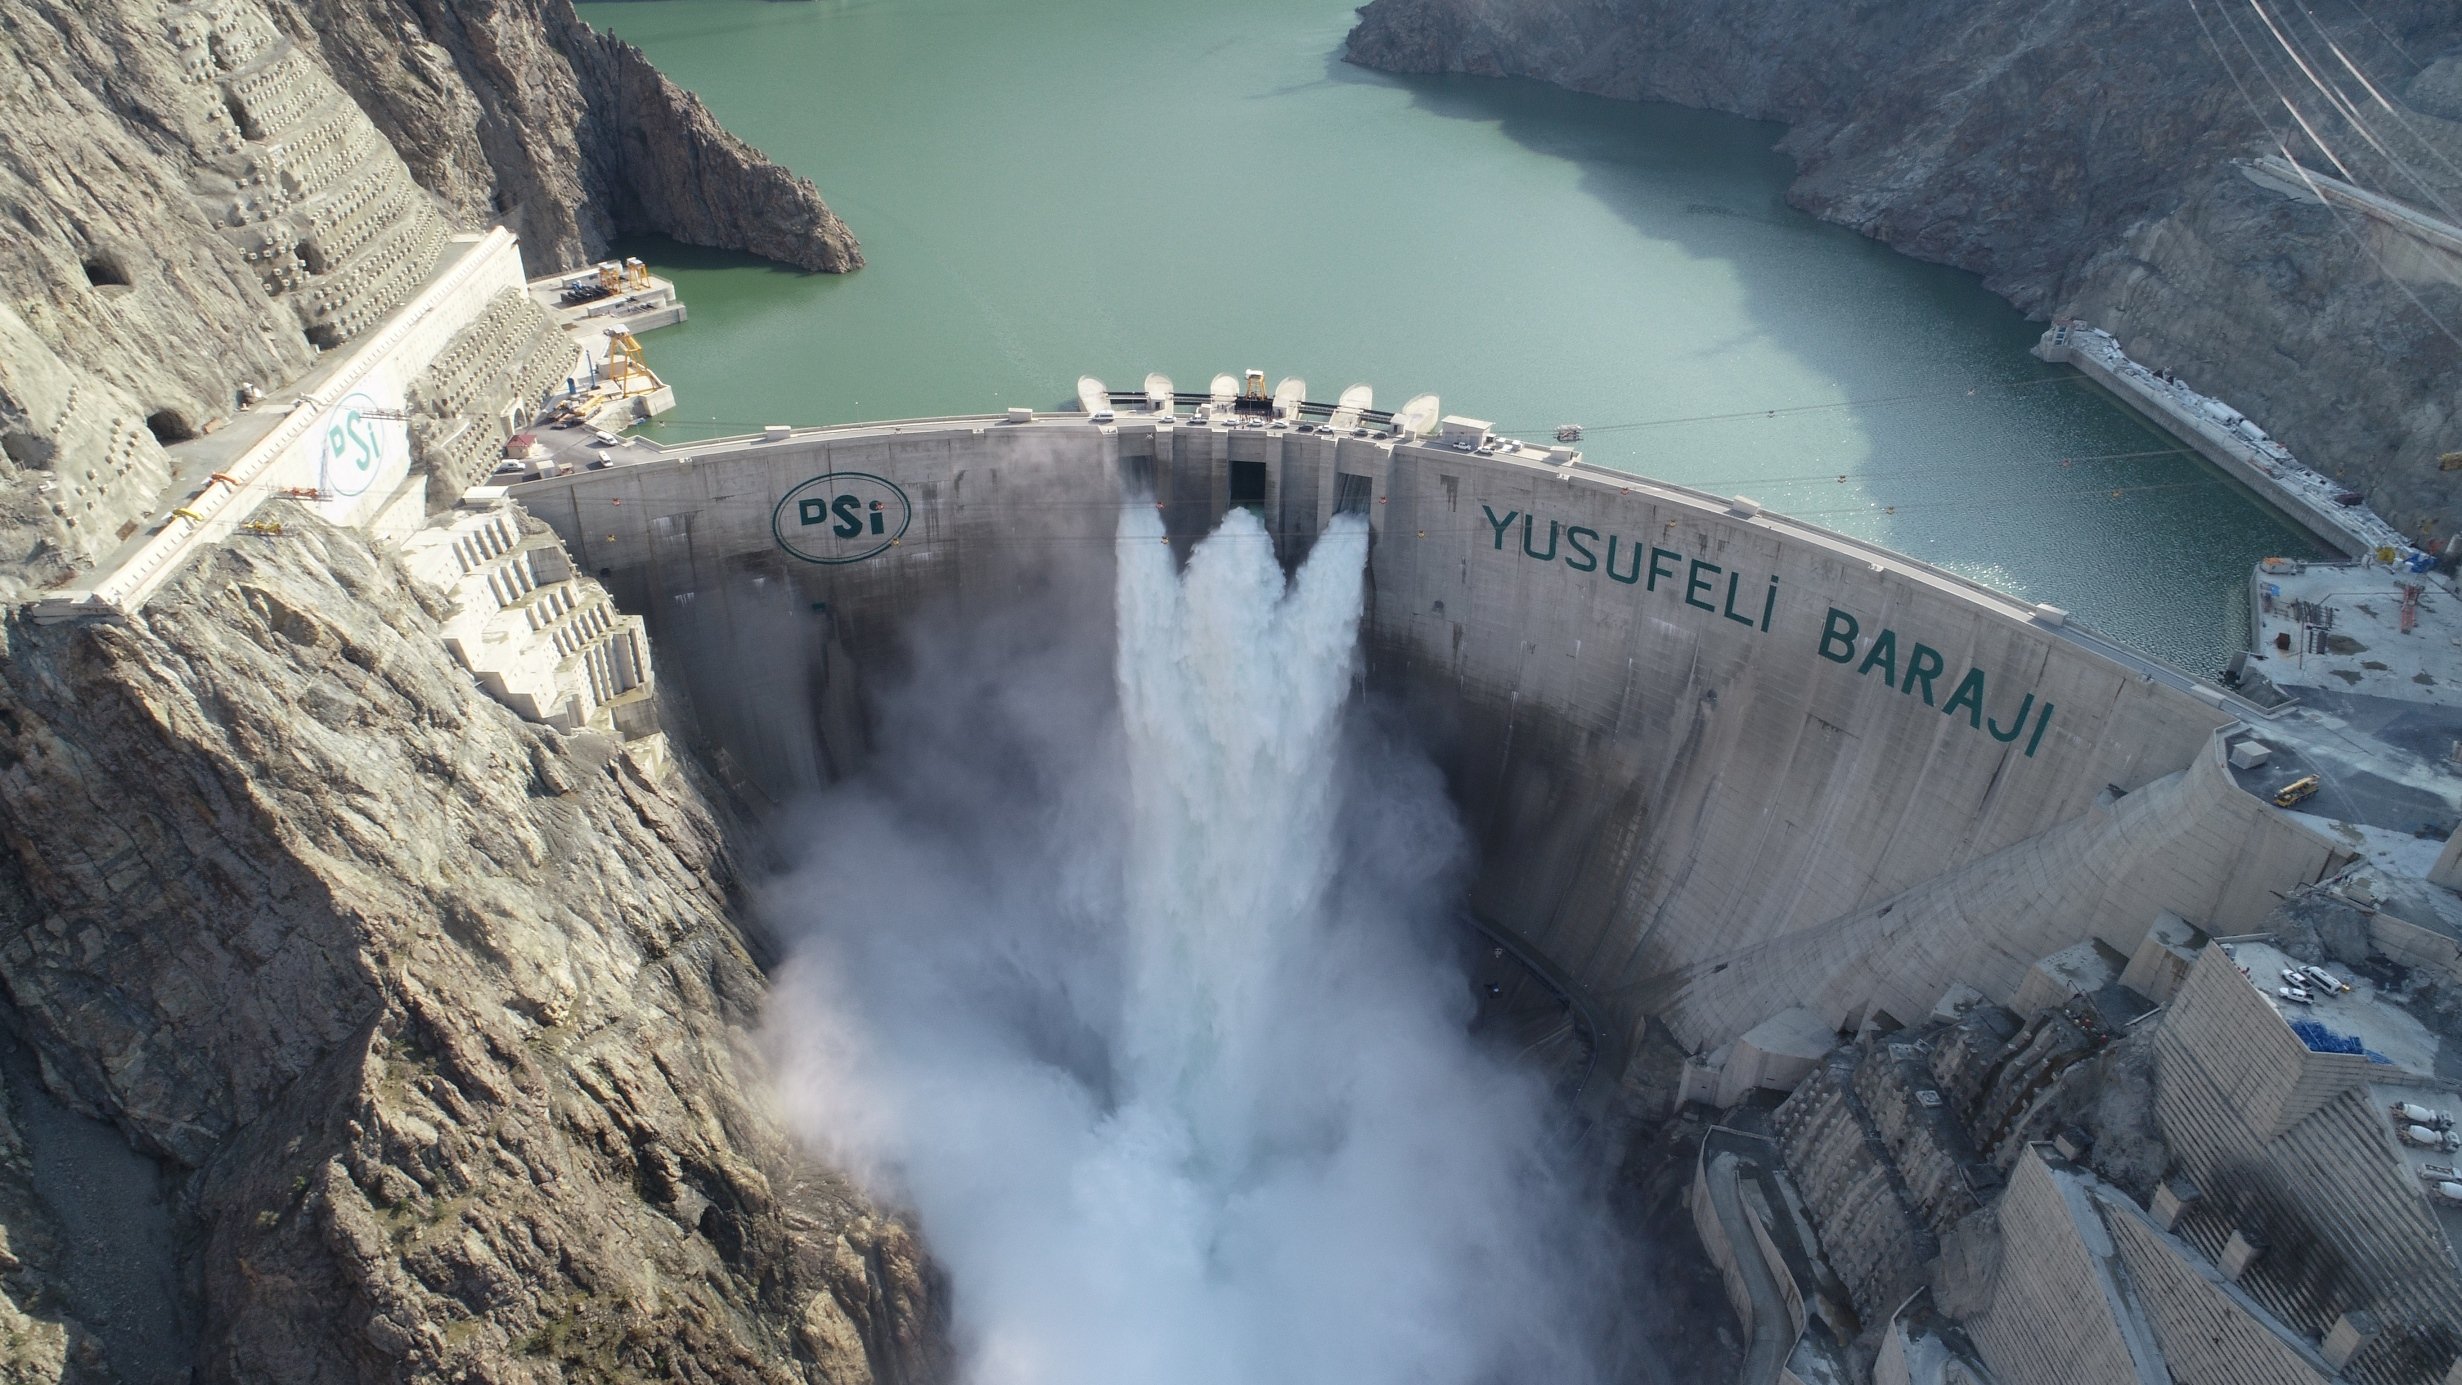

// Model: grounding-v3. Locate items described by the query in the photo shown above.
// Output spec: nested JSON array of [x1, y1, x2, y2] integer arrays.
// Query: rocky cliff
[[0, 2, 916, 1377], [0, 519, 932, 1382], [269, 0, 862, 276], [1345, 0, 2462, 541]]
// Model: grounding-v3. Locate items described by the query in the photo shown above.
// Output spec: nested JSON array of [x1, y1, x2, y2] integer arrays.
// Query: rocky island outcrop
[[1345, 0, 2462, 540]]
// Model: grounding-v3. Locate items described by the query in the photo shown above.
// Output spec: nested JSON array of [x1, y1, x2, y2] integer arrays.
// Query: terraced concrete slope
[[1344, 0, 2462, 539]]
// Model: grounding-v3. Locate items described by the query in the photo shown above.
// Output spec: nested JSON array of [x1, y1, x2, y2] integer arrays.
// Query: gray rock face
[[0, 521, 933, 1381], [270, 0, 862, 275], [1345, 0, 2462, 539], [0, 0, 858, 598]]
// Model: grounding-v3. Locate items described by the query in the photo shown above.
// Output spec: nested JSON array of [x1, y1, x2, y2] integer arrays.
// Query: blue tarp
[[2289, 1019, 2393, 1064]]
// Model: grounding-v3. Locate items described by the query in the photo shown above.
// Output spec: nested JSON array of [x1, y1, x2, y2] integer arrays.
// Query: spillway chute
[[1329, 382, 1372, 431], [1391, 393, 1441, 438], [1144, 373, 1174, 414]]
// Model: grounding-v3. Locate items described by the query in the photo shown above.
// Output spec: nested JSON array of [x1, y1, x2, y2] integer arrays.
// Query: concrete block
[[2228, 739, 2272, 770], [2119, 912, 2205, 1004], [2148, 1173, 2199, 1231], [2012, 938, 2128, 1015], [1679, 1047, 1725, 1110], [2433, 821, 2462, 892], [2323, 1309, 2380, 1369], [1930, 982, 1988, 1024], [2219, 1227, 2265, 1281], [1717, 1007, 1840, 1108]]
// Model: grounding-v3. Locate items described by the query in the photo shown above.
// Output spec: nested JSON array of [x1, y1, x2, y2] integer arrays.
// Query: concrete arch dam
[[512, 406, 2341, 1060]]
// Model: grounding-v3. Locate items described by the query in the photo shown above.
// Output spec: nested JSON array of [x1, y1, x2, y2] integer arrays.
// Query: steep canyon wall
[[0, 524, 932, 1381], [1344, 0, 2462, 540], [0, 2, 898, 1378], [0, 0, 853, 599]]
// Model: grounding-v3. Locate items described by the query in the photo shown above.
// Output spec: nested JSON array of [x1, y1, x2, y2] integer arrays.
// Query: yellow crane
[[603, 327, 654, 395]]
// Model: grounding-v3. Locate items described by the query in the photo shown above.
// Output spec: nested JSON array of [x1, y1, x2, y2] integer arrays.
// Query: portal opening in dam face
[[754, 503, 1649, 1385]]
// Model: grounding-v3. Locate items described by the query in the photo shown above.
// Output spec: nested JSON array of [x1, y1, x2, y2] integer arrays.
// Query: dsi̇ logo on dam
[[773, 472, 912, 564], [318, 393, 393, 498]]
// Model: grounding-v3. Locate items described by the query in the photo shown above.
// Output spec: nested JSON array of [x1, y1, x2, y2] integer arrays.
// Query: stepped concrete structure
[[1966, 1145, 2347, 1385], [509, 396, 2351, 1058], [2150, 943, 2462, 1383], [397, 505, 667, 773]]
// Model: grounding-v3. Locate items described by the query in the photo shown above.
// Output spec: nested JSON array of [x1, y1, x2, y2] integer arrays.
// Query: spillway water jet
[[765, 502, 1615, 1385]]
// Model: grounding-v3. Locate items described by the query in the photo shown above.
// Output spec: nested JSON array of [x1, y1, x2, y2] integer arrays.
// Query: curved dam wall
[[511, 411, 2336, 1052]]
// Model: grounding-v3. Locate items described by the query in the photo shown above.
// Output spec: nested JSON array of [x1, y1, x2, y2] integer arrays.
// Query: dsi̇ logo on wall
[[773, 472, 913, 564], [318, 393, 394, 498]]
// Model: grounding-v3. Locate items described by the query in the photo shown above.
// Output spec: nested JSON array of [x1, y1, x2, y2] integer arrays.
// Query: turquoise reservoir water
[[576, 0, 2321, 674]]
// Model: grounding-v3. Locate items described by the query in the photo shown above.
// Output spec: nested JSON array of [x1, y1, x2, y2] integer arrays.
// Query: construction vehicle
[[2272, 774, 2320, 808]]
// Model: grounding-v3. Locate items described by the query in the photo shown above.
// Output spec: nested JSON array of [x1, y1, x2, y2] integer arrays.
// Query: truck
[[2273, 775, 2320, 808]]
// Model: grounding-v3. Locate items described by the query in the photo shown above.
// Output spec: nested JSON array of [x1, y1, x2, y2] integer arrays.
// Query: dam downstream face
[[579, 0, 2320, 676], [761, 507, 1636, 1385]]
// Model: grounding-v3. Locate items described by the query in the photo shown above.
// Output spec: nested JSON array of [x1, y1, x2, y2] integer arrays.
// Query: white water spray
[[767, 503, 1613, 1385]]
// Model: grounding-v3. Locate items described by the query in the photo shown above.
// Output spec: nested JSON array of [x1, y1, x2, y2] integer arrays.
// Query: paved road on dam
[[577, 0, 2322, 679]]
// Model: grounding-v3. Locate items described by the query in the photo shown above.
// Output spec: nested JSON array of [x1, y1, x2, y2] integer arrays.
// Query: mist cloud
[[762, 504, 1623, 1385]]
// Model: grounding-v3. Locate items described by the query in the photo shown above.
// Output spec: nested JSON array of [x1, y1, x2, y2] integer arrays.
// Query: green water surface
[[576, 0, 2321, 674]]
